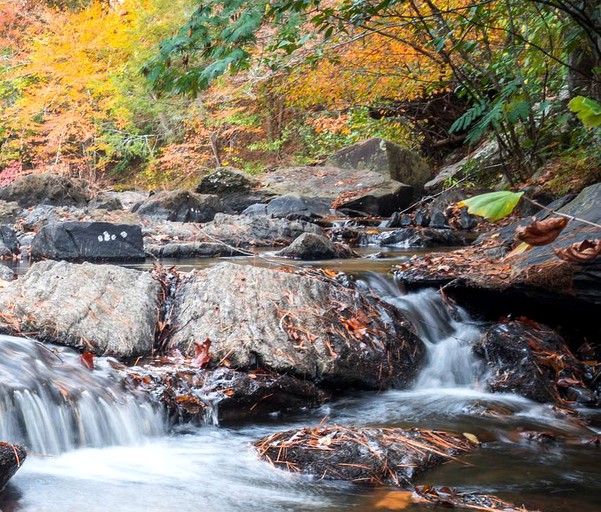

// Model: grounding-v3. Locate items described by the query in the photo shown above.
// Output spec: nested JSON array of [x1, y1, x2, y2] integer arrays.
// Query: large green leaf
[[568, 96, 601, 128], [457, 191, 524, 222]]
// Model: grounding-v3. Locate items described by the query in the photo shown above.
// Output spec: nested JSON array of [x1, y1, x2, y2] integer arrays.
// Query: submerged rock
[[255, 425, 475, 485], [0, 173, 89, 207], [275, 233, 355, 260], [0, 442, 26, 491], [168, 263, 425, 389], [475, 320, 595, 405], [30, 221, 145, 261], [0, 261, 161, 359]]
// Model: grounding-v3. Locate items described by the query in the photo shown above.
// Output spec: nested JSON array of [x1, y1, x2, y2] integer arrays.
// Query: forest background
[[0, 0, 599, 193]]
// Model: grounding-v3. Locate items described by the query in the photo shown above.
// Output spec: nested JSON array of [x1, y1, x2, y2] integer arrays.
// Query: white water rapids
[[0, 274, 598, 511]]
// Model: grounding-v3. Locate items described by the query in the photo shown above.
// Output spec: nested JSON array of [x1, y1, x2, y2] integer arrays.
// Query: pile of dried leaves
[[255, 424, 477, 485]]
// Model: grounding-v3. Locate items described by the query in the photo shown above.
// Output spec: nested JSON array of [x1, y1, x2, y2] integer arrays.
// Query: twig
[[523, 196, 601, 230]]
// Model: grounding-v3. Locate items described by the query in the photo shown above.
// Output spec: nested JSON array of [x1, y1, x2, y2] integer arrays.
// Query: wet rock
[[255, 425, 474, 484], [135, 190, 230, 223], [413, 208, 430, 227], [0, 261, 161, 359], [429, 209, 449, 229], [242, 203, 268, 216], [385, 212, 412, 228], [199, 214, 323, 248], [169, 263, 425, 389], [0, 173, 89, 207], [0, 442, 26, 491], [0, 226, 19, 258], [275, 233, 355, 260], [474, 320, 594, 405], [126, 364, 326, 424], [328, 138, 432, 191], [266, 194, 331, 219], [365, 228, 464, 248], [30, 221, 145, 261]]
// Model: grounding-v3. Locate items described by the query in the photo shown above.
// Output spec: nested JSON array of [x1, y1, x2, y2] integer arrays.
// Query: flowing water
[[0, 272, 599, 512]]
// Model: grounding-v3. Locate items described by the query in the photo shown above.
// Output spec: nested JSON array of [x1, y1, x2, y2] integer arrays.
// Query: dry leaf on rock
[[515, 217, 568, 246], [553, 239, 601, 263]]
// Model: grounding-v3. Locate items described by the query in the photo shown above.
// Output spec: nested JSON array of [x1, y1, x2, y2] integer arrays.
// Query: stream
[[0, 260, 599, 512]]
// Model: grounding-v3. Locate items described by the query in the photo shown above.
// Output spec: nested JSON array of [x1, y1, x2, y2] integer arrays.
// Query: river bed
[[0, 256, 599, 512]]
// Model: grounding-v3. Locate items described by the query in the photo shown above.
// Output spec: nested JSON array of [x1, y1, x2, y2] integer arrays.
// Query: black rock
[[0, 442, 26, 491], [0, 225, 19, 257], [30, 222, 145, 261], [385, 211, 413, 228], [429, 209, 449, 229], [414, 208, 430, 227]]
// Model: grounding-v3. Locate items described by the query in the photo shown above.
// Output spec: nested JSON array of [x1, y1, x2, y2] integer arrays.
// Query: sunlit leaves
[[457, 191, 524, 222], [568, 96, 601, 128]]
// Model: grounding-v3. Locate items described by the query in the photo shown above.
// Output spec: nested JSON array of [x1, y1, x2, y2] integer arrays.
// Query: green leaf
[[568, 96, 601, 128], [457, 191, 524, 222]]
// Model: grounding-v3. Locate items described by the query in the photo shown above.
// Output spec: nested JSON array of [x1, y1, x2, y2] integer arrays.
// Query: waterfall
[[357, 273, 485, 389], [0, 335, 165, 454]]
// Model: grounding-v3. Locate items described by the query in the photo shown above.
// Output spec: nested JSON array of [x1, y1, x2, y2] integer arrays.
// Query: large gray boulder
[[0, 261, 161, 358], [195, 167, 267, 212], [328, 138, 432, 190], [30, 221, 145, 261], [168, 263, 425, 389], [275, 233, 355, 260], [258, 165, 414, 216], [135, 190, 230, 223], [0, 173, 89, 207]]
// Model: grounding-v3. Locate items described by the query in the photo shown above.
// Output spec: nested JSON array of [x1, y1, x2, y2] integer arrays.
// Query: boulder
[[168, 263, 425, 389], [255, 425, 475, 484], [266, 194, 331, 219], [0, 261, 161, 358], [0, 200, 21, 223], [474, 320, 595, 405], [0, 225, 19, 258], [87, 193, 123, 211], [275, 233, 355, 260], [126, 364, 326, 424], [0, 264, 14, 281], [258, 166, 415, 216], [135, 190, 230, 223], [328, 138, 432, 190], [0, 442, 26, 491], [0, 173, 89, 207], [30, 221, 145, 261], [196, 166, 257, 194], [195, 167, 268, 212], [199, 213, 323, 247], [425, 139, 500, 193]]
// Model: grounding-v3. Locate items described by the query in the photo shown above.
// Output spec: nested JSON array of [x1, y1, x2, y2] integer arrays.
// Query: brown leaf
[[374, 491, 413, 510], [193, 338, 212, 368], [80, 351, 94, 370], [553, 239, 601, 263], [515, 216, 568, 246]]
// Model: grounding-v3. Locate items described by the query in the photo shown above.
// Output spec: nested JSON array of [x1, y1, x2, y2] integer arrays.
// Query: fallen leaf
[[374, 491, 414, 510], [193, 338, 212, 368], [462, 432, 480, 444], [515, 216, 568, 246], [80, 351, 94, 370], [553, 238, 601, 263]]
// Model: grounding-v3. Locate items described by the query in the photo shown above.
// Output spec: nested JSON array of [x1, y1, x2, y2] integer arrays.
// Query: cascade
[[357, 273, 485, 389], [0, 335, 165, 454]]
